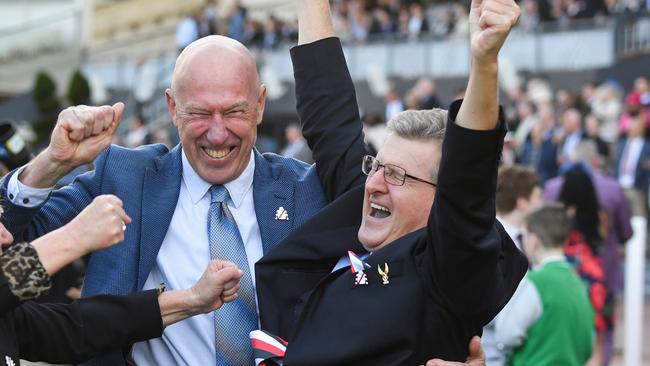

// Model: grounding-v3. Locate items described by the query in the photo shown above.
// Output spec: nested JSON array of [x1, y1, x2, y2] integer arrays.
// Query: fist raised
[[48, 102, 125, 168], [469, 0, 520, 61]]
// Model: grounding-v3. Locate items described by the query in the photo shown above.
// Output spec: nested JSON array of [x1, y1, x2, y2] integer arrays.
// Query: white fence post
[[624, 216, 646, 366]]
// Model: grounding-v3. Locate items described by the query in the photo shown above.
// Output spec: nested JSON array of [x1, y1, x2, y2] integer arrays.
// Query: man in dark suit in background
[[254, 0, 527, 364], [615, 111, 650, 217]]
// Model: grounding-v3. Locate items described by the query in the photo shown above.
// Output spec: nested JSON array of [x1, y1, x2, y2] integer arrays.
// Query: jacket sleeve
[[0, 148, 115, 243], [291, 37, 369, 202], [0, 242, 51, 315], [427, 100, 528, 325], [13, 290, 163, 364]]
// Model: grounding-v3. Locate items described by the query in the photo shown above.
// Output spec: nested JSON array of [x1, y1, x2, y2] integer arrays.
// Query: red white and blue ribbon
[[348, 250, 371, 273], [250, 330, 288, 366]]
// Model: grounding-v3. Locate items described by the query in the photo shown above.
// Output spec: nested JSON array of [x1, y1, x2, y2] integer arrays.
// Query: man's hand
[[188, 260, 243, 314], [422, 336, 486, 366], [469, 0, 520, 63], [18, 103, 124, 188], [457, 0, 519, 131], [159, 260, 244, 327]]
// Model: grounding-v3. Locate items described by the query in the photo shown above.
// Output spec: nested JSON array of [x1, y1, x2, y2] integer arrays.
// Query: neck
[[532, 247, 565, 267], [499, 211, 524, 229]]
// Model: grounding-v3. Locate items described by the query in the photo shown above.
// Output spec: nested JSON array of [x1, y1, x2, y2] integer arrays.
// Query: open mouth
[[203, 147, 234, 160], [370, 202, 391, 219]]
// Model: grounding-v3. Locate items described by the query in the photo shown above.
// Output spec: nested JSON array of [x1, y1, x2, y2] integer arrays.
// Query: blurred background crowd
[[0, 0, 650, 365]]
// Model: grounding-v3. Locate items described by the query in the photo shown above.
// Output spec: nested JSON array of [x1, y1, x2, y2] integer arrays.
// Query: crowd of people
[[176, 0, 650, 50]]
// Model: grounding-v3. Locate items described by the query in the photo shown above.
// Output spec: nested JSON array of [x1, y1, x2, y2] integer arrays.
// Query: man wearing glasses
[[253, 0, 527, 364]]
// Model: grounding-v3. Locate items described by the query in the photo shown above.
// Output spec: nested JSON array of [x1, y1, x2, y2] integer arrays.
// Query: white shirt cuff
[[7, 166, 54, 208]]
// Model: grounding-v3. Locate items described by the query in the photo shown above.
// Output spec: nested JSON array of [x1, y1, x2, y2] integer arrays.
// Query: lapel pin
[[274, 206, 289, 221], [354, 271, 368, 285], [378, 263, 390, 285]]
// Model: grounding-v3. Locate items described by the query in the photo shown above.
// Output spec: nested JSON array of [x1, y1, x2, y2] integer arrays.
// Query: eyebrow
[[225, 102, 249, 111]]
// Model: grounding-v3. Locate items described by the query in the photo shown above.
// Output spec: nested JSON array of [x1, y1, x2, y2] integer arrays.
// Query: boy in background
[[496, 204, 594, 366]]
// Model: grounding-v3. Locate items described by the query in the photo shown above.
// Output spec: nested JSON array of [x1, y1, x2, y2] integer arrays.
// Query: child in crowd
[[496, 204, 594, 366]]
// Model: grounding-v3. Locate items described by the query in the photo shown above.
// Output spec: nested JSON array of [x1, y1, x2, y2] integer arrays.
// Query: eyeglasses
[[361, 155, 436, 187]]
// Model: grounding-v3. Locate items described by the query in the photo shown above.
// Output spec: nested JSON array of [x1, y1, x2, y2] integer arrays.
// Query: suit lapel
[[259, 185, 365, 266], [253, 151, 298, 255], [137, 146, 183, 289]]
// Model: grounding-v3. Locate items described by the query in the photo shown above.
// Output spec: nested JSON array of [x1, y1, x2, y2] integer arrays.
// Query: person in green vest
[[495, 204, 595, 366]]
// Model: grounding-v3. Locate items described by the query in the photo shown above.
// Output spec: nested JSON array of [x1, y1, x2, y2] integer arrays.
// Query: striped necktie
[[208, 185, 258, 365]]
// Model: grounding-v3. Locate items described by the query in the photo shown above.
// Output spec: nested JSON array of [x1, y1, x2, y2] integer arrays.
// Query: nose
[[365, 166, 389, 194], [205, 114, 229, 145]]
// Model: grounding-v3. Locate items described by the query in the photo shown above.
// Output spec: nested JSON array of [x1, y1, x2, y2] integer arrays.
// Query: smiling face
[[358, 134, 439, 252], [166, 36, 266, 185]]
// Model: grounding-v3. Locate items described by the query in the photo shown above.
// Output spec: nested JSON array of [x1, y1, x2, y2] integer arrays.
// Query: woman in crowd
[[0, 195, 242, 365], [558, 165, 611, 366]]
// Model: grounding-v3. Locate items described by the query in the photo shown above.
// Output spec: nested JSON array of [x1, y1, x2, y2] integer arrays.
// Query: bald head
[[171, 35, 259, 98], [164, 35, 267, 185]]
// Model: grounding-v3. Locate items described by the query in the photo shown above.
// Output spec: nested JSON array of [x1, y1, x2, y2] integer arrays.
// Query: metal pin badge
[[275, 206, 289, 221], [378, 263, 390, 285]]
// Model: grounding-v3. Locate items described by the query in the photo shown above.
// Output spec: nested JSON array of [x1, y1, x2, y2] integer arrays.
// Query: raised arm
[[298, 0, 335, 44], [293, 0, 369, 201], [0, 195, 129, 315], [13, 260, 243, 364], [0, 103, 127, 244], [18, 103, 124, 188], [427, 0, 524, 322], [456, 0, 519, 131]]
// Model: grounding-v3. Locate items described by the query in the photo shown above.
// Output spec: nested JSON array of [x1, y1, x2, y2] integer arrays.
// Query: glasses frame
[[362, 155, 436, 187]]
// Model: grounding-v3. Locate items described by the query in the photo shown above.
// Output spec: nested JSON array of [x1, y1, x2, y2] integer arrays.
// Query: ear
[[165, 89, 178, 127], [256, 84, 267, 126], [515, 196, 528, 212]]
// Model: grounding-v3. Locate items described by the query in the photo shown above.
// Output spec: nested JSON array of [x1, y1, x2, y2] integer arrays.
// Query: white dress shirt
[[131, 150, 262, 365], [496, 216, 523, 251]]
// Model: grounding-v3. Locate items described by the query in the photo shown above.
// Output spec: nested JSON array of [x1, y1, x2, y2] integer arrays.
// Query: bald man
[[0, 35, 367, 365]]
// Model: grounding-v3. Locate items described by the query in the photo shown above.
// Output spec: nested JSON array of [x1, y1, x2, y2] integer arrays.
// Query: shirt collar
[[496, 216, 521, 240], [181, 149, 255, 208], [534, 255, 568, 270]]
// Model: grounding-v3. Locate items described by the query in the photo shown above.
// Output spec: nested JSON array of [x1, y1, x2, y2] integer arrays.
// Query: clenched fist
[[469, 0, 520, 62], [49, 102, 124, 169]]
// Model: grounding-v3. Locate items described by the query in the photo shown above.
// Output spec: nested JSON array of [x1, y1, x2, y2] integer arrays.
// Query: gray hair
[[387, 109, 447, 141], [571, 140, 601, 167], [386, 108, 447, 182]]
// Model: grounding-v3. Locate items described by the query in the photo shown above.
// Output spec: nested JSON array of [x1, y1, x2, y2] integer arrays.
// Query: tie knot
[[210, 185, 230, 204]]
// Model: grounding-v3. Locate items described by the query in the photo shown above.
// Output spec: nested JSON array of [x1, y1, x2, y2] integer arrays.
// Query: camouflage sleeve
[[0, 242, 51, 301]]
